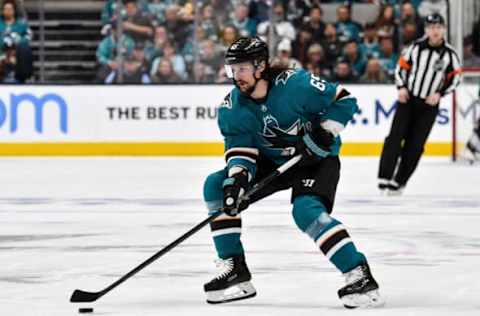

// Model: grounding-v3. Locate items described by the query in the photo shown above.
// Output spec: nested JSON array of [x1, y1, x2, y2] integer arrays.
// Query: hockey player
[[202, 37, 384, 308], [463, 118, 480, 163], [462, 82, 480, 163]]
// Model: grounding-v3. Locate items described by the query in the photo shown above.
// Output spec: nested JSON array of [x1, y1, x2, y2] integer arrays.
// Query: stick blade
[[70, 289, 102, 302]]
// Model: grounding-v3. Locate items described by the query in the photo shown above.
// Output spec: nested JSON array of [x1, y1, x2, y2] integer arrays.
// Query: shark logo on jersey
[[262, 115, 280, 136], [275, 70, 296, 86], [220, 93, 232, 109], [261, 115, 305, 155]]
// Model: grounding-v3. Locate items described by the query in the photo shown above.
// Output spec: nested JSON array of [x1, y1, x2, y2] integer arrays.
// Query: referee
[[378, 13, 461, 195]]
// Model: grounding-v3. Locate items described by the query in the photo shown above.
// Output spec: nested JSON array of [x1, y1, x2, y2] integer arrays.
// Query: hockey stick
[[70, 154, 302, 303]]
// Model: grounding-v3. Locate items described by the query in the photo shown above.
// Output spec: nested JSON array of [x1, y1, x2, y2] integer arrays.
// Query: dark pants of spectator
[[15, 42, 33, 83], [378, 96, 439, 186], [95, 64, 112, 83]]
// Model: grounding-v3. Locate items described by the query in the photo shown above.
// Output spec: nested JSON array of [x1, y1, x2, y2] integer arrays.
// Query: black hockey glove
[[295, 126, 335, 166], [222, 171, 250, 216]]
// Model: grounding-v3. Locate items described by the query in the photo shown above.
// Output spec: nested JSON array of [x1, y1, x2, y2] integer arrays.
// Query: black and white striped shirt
[[395, 37, 461, 99]]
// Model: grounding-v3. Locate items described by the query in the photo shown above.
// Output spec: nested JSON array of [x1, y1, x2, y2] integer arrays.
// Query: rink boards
[[0, 84, 474, 156]]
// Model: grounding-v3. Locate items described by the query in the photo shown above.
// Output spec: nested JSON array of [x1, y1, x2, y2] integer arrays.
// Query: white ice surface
[[1, 157, 480, 316]]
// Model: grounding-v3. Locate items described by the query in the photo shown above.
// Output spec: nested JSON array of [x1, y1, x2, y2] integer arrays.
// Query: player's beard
[[235, 79, 256, 96]]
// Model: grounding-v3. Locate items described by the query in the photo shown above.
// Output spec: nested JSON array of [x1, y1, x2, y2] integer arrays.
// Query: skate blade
[[206, 281, 256, 304], [341, 289, 385, 309], [386, 189, 403, 197]]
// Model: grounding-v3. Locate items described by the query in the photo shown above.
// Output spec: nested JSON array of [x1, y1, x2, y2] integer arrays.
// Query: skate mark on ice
[[0, 198, 55, 205], [0, 276, 45, 284], [0, 234, 96, 243]]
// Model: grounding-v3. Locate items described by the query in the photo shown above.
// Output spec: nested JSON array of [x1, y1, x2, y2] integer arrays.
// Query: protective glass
[[225, 62, 255, 79]]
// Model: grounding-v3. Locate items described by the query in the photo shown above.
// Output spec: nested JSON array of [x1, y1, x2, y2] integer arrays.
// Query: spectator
[[146, 0, 174, 26], [150, 41, 187, 81], [377, 35, 398, 79], [231, 3, 257, 38], [374, 4, 398, 45], [400, 1, 423, 39], [101, 0, 117, 26], [105, 42, 151, 84], [291, 26, 313, 66], [301, 5, 326, 43], [463, 35, 480, 69], [306, 43, 331, 79], [215, 64, 230, 83], [0, 0, 33, 82], [199, 3, 220, 41], [151, 58, 181, 83], [136, 0, 150, 13], [146, 25, 169, 62], [182, 25, 207, 67], [257, 2, 296, 49], [343, 40, 367, 78], [199, 39, 222, 79], [335, 4, 362, 43], [321, 23, 342, 69], [192, 61, 216, 83], [249, 0, 271, 24], [0, 34, 16, 82], [411, 0, 423, 9], [95, 23, 135, 83], [122, 0, 154, 45], [360, 58, 391, 84], [332, 59, 357, 83], [163, 4, 192, 50], [100, 0, 119, 36], [360, 22, 381, 59], [272, 38, 301, 69], [218, 25, 239, 53], [284, 0, 312, 27], [401, 21, 418, 48], [210, 0, 233, 30]]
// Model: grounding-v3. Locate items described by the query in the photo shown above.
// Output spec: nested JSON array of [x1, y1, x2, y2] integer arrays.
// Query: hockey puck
[[78, 307, 94, 313]]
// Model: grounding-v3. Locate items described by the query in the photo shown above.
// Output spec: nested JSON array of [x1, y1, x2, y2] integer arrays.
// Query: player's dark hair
[[264, 64, 293, 81]]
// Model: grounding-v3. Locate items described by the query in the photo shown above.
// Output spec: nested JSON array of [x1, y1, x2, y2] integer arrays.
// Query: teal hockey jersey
[[218, 68, 359, 177]]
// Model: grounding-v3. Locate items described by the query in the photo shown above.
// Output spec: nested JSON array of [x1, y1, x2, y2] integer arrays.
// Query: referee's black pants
[[378, 97, 439, 186]]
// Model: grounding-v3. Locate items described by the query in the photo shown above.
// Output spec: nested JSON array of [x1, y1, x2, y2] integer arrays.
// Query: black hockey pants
[[378, 97, 439, 186]]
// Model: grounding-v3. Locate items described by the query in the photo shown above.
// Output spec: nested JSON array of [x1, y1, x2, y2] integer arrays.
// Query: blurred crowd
[[1, 0, 479, 85], [0, 0, 33, 83], [97, 0, 447, 84]]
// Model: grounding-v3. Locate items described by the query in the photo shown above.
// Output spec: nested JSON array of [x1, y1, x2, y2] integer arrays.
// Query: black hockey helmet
[[425, 13, 445, 26], [224, 37, 269, 81], [225, 37, 269, 71]]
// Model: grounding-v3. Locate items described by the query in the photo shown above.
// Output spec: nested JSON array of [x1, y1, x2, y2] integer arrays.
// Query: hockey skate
[[204, 254, 256, 304], [378, 179, 390, 195], [338, 263, 385, 308], [461, 142, 480, 164], [461, 126, 480, 164], [386, 180, 404, 196]]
